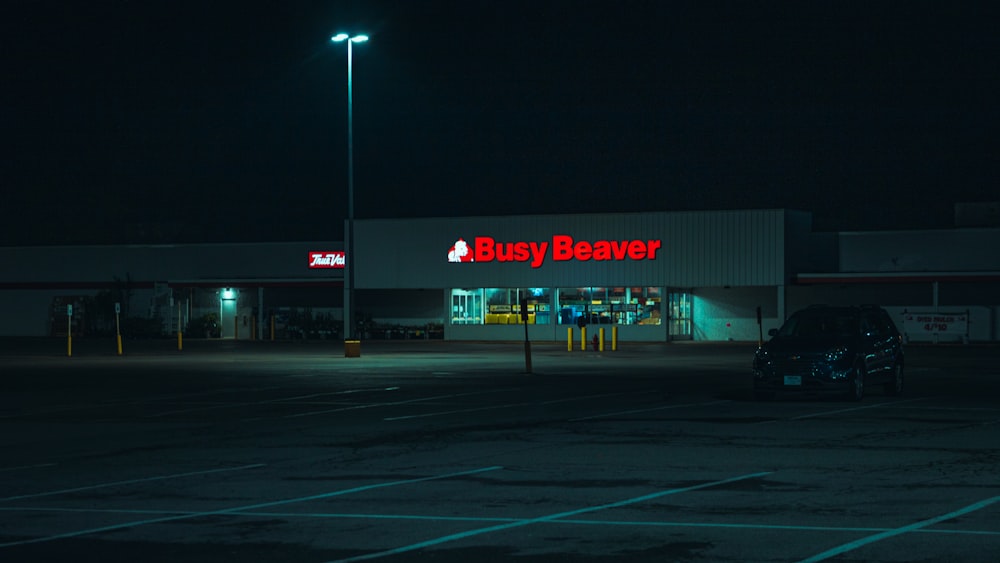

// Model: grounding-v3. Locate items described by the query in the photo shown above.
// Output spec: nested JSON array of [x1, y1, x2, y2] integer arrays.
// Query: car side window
[[862, 312, 883, 337]]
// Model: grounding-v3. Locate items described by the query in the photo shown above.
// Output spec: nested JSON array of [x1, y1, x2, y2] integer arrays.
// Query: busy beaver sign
[[448, 235, 661, 268]]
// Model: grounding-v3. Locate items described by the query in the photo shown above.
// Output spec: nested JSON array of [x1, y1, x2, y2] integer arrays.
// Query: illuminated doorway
[[220, 288, 237, 339], [668, 291, 692, 340]]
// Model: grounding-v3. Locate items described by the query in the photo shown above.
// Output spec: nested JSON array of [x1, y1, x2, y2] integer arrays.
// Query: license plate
[[783, 375, 802, 386]]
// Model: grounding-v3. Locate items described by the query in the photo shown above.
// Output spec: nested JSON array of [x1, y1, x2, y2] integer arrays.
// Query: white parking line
[[571, 399, 732, 421], [798, 495, 1000, 563], [284, 389, 515, 419], [384, 391, 647, 421], [324, 471, 772, 563], [147, 387, 398, 417], [5, 503, 998, 538], [757, 398, 928, 424], [0, 385, 294, 420], [6, 505, 1000, 537], [0, 463, 57, 473], [0, 464, 265, 502], [0, 465, 503, 548]]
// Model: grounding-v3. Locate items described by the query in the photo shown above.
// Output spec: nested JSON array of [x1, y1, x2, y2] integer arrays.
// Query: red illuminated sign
[[309, 251, 345, 269], [448, 235, 661, 268]]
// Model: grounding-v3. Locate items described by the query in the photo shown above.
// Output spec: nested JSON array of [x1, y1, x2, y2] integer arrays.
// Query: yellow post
[[580, 326, 587, 352], [67, 314, 72, 357], [612, 325, 618, 351], [177, 302, 183, 351], [599, 328, 605, 352], [270, 314, 275, 341], [567, 327, 573, 351], [115, 310, 122, 355]]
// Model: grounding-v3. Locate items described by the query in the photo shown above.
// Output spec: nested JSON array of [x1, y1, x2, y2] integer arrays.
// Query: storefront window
[[484, 288, 550, 325], [452, 287, 664, 327], [558, 286, 661, 326]]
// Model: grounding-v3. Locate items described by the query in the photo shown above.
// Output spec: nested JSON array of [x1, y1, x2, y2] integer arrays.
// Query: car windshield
[[777, 310, 859, 338]]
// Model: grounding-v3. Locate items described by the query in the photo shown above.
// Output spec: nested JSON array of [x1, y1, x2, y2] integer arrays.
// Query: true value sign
[[308, 251, 345, 269], [447, 235, 662, 269]]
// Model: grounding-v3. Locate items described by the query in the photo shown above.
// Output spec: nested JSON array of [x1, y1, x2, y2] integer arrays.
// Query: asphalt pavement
[[1, 338, 998, 562]]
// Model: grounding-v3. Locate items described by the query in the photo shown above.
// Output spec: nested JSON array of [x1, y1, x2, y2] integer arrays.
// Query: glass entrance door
[[450, 289, 483, 325], [667, 291, 692, 340]]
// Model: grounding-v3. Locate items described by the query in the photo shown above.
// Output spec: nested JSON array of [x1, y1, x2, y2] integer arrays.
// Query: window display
[[557, 287, 661, 326], [449, 287, 679, 329], [484, 288, 550, 324]]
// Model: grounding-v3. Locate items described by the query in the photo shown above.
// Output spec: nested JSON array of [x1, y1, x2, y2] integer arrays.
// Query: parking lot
[[1, 339, 998, 562]]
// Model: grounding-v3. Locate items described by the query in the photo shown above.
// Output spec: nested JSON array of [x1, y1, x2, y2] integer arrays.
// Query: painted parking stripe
[[0, 463, 57, 473], [4, 506, 998, 538], [285, 390, 512, 418], [571, 399, 731, 421], [798, 495, 1000, 563], [384, 390, 648, 421], [757, 398, 927, 424], [790, 398, 927, 420], [0, 464, 265, 502], [0, 465, 502, 548], [324, 471, 772, 563], [147, 387, 399, 417]]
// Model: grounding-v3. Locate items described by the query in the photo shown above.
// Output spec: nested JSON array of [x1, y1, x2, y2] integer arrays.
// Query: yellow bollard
[[599, 328, 605, 352], [67, 334, 72, 357], [567, 327, 573, 351], [580, 327, 587, 352], [115, 310, 123, 355], [612, 325, 618, 351], [177, 330, 183, 351]]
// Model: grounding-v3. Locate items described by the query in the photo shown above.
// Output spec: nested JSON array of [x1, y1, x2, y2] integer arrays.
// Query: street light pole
[[331, 33, 368, 351]]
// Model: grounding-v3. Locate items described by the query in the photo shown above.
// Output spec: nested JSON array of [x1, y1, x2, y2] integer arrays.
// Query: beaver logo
[[447, 238, 474, 262]]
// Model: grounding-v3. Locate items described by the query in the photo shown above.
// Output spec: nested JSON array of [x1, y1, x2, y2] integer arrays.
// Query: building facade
[[2, 210, 998, 343]]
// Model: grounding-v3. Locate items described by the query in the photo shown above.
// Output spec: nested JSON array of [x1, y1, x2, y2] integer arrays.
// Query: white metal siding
[[354, 210, 787, 288]]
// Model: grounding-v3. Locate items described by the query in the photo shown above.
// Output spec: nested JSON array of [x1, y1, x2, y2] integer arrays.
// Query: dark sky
[[2, 1, 998, 246]]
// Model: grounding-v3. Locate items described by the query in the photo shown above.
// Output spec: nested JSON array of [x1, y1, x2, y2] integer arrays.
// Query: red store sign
[[309, 251, 345, 269], [448, 235, 662, 269]]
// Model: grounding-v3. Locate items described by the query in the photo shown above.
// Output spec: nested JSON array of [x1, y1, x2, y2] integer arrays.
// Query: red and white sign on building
[[447, 235, 662, 269], [309, 251, 346, 269]]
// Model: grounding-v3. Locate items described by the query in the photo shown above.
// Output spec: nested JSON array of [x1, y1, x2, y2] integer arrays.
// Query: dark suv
[[752, 305, 904, 401]]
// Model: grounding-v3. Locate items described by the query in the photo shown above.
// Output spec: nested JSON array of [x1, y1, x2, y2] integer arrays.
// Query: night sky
[[3, 1, 998, 246]]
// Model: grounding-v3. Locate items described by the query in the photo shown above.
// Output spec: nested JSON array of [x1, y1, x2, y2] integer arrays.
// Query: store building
[[353, 209, 830, 342], [1, 209, 998, 342], [0, 242, 345, 340]]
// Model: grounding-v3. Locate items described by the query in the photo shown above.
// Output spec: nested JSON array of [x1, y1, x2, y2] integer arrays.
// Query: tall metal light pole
[[331, 33, 367, 353]]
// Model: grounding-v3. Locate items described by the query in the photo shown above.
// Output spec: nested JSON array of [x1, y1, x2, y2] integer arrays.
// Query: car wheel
[[847, 362, 865, 402], [884, 362, 903, 396]]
